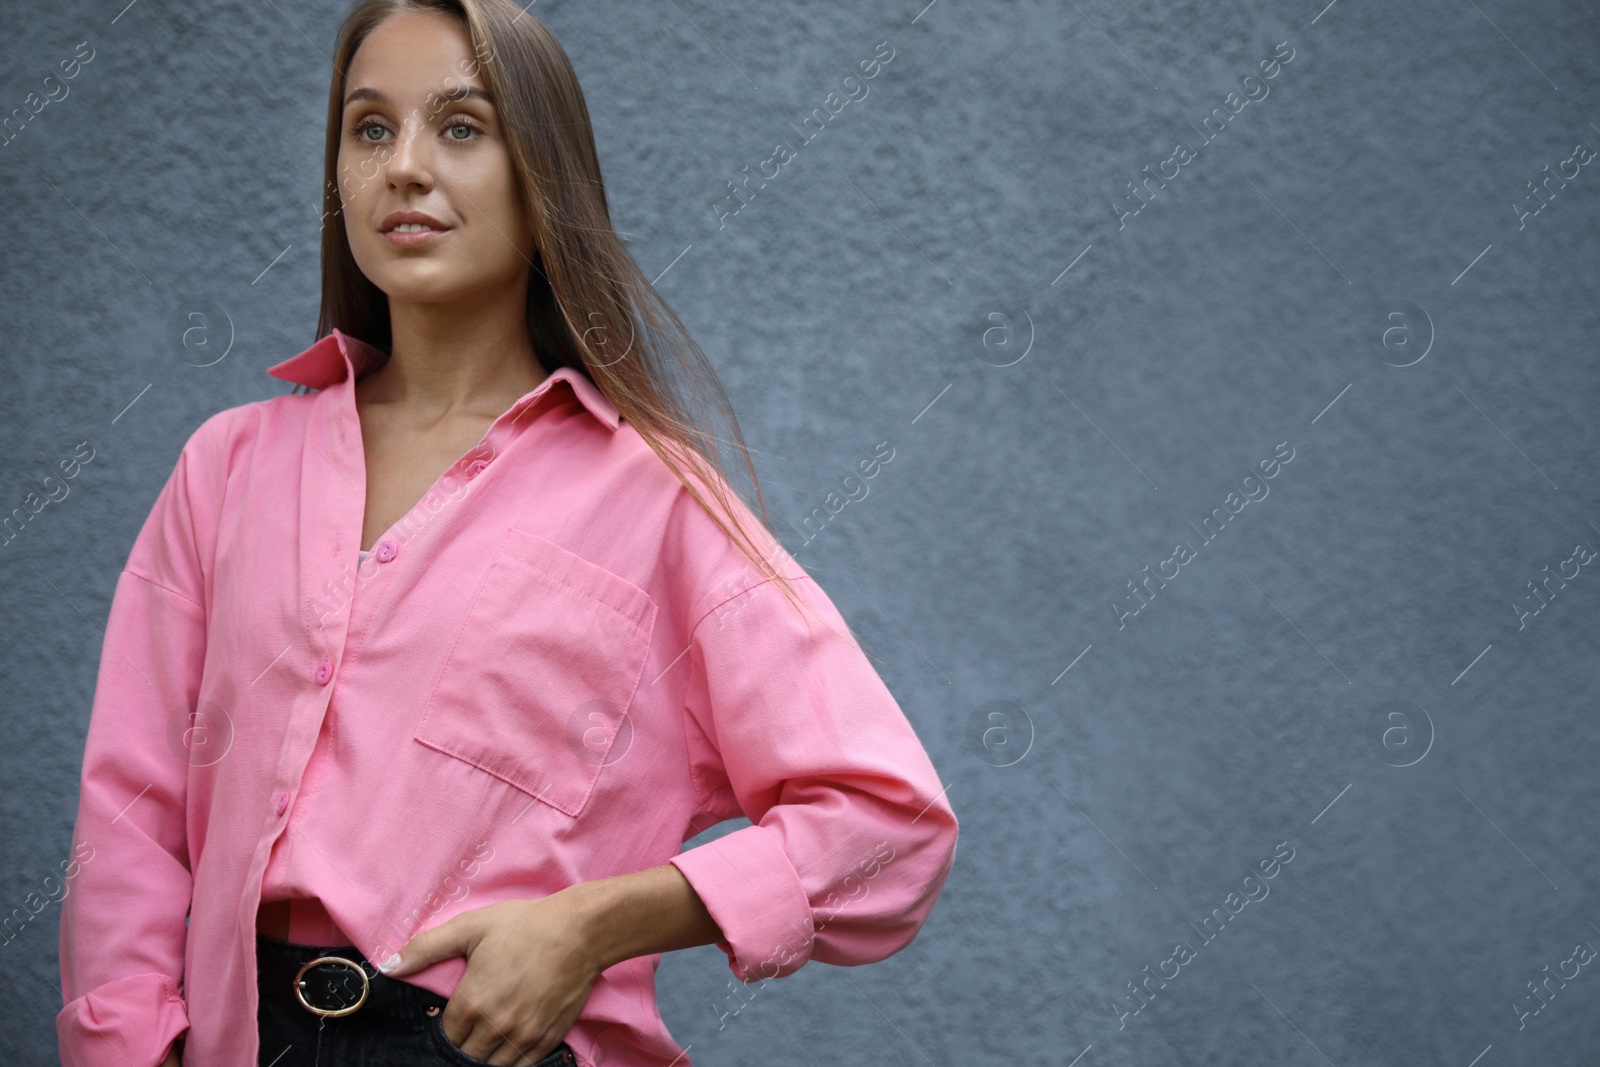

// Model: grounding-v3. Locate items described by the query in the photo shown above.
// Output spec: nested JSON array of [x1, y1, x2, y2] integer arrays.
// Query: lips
[[379, 209, 449, 233]]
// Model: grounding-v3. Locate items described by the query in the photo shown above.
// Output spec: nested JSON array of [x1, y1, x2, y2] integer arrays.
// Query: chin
[[365, 264, 471, 300]]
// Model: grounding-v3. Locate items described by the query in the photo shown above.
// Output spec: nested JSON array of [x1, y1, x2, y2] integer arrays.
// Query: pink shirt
[[56, 328, 958, 1067]]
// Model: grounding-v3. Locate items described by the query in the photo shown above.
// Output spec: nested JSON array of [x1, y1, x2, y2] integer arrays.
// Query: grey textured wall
[[3, 0, 1598, 1064]]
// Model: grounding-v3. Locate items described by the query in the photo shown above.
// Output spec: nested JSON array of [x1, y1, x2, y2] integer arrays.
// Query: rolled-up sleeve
[[667, 551, 959, 984], [57, 421, 217, 1067]]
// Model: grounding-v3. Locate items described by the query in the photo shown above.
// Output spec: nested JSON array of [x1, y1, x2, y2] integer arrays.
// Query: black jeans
[[257, 933, 577, 1067]]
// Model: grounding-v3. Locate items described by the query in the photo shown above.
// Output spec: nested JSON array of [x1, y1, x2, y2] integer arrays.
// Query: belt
[[257, 938, 422, 1017], [257, 936, 582, 1064]]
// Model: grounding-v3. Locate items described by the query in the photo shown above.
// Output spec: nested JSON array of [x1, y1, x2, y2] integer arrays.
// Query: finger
[[378, 913, 476, 976], [442, 986, 523, 1065], [496, 1030, 552, 1067], [440, 1015, 490, 1063], [457, 1020, 531, 1067], [462, 1012, 548, 1067]]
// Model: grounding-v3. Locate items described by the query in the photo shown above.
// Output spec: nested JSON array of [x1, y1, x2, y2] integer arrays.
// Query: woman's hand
[[379, 892, 602, 1066], [378, 866, 724, 1066]]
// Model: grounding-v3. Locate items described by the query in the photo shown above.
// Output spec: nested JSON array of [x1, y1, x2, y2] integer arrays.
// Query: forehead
[[346, 9, 483, 94]]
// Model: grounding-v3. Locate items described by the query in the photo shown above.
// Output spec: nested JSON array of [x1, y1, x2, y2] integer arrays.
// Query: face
[[337, 9, 534, 305]]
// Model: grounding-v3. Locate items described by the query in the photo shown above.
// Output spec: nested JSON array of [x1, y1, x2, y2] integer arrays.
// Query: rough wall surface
[[2, 0, 1597, 1064]]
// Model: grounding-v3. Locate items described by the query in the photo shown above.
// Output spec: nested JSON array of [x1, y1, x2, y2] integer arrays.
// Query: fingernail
[[377, 953, 402, 974]]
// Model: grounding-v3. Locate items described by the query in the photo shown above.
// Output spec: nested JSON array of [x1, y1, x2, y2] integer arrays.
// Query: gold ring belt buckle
[[293, 955, 371, 1017]]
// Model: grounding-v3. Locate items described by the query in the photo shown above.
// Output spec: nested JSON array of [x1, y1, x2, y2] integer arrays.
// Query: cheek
[[462, 164, 534, 259], [336, 159, 385, 257], [494, 176, 532, 241], [349, 160, 383, 204], [340, 184, 371, 251], [334, 163, 364, 232]]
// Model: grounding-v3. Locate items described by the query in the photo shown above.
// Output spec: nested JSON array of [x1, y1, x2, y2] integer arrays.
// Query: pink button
[[374, 538, 399, 563], [314, 656, 333, 686], [464, 459, 490, 480], [274, 791, 289, 815]]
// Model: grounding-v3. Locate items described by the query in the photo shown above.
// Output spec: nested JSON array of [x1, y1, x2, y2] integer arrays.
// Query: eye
[[349, 115, 389, 142], [443, 116, 486, 141]]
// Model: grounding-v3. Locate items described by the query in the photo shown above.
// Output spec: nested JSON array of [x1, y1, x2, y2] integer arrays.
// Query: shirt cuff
[[57, 972, 188, 1067], [668, 823, 814, 983]]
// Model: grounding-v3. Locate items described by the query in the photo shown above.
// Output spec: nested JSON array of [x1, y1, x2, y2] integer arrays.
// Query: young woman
[[56, 2, 957, 1065]]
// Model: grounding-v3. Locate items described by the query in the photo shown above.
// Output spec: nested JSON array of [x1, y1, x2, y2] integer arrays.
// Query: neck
[[365, 289, 547, 416]]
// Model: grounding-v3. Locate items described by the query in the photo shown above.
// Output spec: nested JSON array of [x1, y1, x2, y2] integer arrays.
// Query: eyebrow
[[343, 85, 494, 108]]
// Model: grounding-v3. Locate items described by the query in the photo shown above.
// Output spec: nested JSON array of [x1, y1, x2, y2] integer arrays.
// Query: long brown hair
[[309, 0, 848, 635]]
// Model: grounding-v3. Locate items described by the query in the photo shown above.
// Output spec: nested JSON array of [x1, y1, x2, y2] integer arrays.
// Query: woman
[[56, 2, 958, 1065]]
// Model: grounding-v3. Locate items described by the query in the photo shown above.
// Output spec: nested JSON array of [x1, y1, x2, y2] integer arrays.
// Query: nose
[[383, 116, 435, 194]]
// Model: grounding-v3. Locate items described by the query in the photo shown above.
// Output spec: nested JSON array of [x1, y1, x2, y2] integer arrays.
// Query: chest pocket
[[413, 526, 657, 817]]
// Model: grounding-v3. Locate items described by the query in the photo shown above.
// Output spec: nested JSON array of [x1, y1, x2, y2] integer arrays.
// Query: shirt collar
[[265, 327, 622, 431]]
